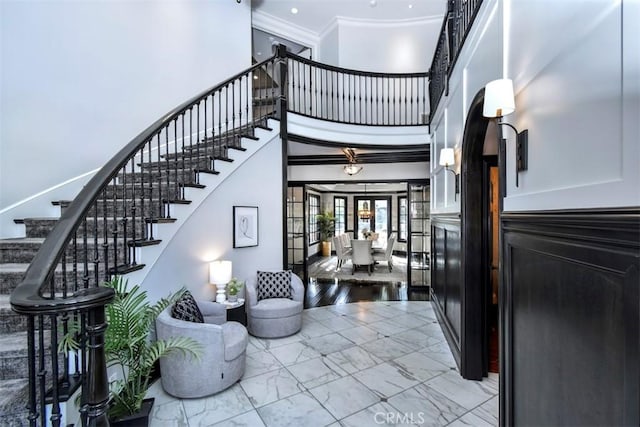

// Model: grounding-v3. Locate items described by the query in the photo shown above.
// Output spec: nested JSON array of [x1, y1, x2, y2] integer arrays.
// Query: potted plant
[[60, 276, 202, 425], [226, 278, 243, 302], [316, 211, 336, 257]]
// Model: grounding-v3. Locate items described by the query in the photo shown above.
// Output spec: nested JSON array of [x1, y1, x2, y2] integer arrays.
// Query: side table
[[222, 298, 247, 326]]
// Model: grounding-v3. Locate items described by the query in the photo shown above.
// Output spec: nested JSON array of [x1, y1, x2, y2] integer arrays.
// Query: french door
[[354, 196, 391, 247]]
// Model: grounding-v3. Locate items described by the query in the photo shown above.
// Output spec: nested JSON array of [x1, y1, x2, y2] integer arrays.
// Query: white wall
[[333, 17, 441, 73], [139, 136, 283, 303], [0, 0, 252, 233], [430, 0, 639, 213], [318, 24, 339, 67]]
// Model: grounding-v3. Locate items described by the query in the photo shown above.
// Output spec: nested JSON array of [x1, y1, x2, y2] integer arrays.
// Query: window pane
[[399, 196, 407, 241], [309, 195, 320, 244], [334, 197, 346, 236]]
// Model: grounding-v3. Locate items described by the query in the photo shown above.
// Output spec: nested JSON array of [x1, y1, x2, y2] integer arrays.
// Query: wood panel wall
[[501, 209, 639, 426], [430, 214, 462, 367]]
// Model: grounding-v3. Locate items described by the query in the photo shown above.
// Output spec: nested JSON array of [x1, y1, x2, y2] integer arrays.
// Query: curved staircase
[[6, 46, 430, 425], [0, 117, 278, 425]]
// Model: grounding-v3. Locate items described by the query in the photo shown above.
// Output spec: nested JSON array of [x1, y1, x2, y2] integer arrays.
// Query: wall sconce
[[209, 260, 232, 303], [439, 147, 459, 200], [482, 78, 528, 187]]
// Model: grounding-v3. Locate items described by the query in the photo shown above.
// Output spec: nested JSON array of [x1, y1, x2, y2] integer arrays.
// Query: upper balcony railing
[[286, 52, 429, 126], [429, 0, 484, 121]]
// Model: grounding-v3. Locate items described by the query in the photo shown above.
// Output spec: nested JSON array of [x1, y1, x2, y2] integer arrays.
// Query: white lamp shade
[[209, 260, 232, 284], [439, 148, 455, 167], [483, 78, 515, 118], [344, 164, 363, 175]]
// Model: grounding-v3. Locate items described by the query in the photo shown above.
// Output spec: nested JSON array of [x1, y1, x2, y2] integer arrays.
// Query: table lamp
[[209, 260, 232, 303]]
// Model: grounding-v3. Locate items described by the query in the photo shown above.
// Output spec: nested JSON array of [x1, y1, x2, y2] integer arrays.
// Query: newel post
[[85, 304, 111, 426], [276, 43, 288, 121], [276, 43, 290, 270]]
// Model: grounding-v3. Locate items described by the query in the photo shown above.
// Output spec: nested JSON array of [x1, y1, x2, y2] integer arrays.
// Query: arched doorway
[[459, 88, 501, 379]]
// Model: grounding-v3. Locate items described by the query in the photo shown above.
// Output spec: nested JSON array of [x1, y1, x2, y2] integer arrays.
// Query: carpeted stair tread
[[0, 237, 46, 244], [0, 378, 30, 424], [0, 263, 32, 273], [0, 330, 34, 354]]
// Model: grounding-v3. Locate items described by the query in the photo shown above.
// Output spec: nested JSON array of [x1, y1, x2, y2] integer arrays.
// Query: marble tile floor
[[146, 301, 498, 427]]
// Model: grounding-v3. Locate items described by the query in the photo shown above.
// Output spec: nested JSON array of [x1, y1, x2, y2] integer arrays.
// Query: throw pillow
[[171, 290, 204, 323], [257, 270, 292, 301]]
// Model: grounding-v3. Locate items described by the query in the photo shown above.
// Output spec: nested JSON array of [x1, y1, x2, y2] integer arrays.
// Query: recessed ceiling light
[[408, 4, 413, 9], [290, 7, 298, 14], [369, 0, 377, 7], [253, 75, 259, 80], [257, 51, 262, 56]]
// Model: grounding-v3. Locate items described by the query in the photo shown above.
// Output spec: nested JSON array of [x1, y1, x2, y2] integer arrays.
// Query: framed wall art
[[233, 206, 258, 248]]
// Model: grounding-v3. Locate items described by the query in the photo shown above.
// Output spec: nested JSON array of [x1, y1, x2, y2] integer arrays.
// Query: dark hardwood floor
[[304, 278, 430, 308]]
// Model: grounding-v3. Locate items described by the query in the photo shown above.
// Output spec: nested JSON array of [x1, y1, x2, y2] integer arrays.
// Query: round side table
[[223, 298, 247, 326]]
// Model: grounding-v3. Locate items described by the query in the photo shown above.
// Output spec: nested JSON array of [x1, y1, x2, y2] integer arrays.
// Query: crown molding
[[318, 14, 443, 43], [332, 14, 443, 30], [252, 10, 320, 59]]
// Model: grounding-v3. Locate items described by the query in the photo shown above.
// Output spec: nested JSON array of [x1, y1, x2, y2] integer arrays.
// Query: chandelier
[[358, 184, 372, 219], [344, 164, 363, 175], [342, 147, 363, 176]]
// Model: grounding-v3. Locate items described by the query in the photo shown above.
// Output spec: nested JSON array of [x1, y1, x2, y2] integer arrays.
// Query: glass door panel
[[408, 183, 430, 289], [286, 186, 306, 279], [374, 200, 389, 247], [356, 199, 372, 239]]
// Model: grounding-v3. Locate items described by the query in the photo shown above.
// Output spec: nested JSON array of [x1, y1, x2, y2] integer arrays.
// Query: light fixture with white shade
[[483, 78, 528, 187], [439, 148, 459, 200], [209, 260, 232, 303], [344, 164, 363, 176], [482, 79, 515, 118], [342, 147, 363, 176]]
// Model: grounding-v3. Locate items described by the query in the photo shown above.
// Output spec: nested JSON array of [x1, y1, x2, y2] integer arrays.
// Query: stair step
[[0, 330, 64, 381], [0, 378, 30, 425], [128, 239, 162, 247], [138, 157, 221, 173], [83, 199, 167, 218], [145, 218, 177, 224], [0, 295, 57, 334], [15, 217, 155, 240], [161, 152, 234, 164], [116, 170, 199, 185], [253, 96, 277, 107], [108, 263, 146, 275], [0, 237, 141, 265], [13, 217, 58, 238], [194, 168, 220, 175], [0, 238, 45, 263], [184, 144, 245, 155], [0, 263, 101, 295]]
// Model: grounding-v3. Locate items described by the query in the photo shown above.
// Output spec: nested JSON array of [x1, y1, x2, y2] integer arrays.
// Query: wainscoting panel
[[431, 214, 462, 366], [502, 210, 639, 427]]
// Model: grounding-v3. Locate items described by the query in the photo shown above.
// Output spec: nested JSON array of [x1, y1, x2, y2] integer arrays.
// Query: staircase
[[4, 45, 432, 425], [0, 116, 276, 425]]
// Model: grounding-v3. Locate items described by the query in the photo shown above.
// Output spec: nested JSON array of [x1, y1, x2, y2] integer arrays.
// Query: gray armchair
[[156, 300, 248, 398], [245, 271, 304, 338]]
